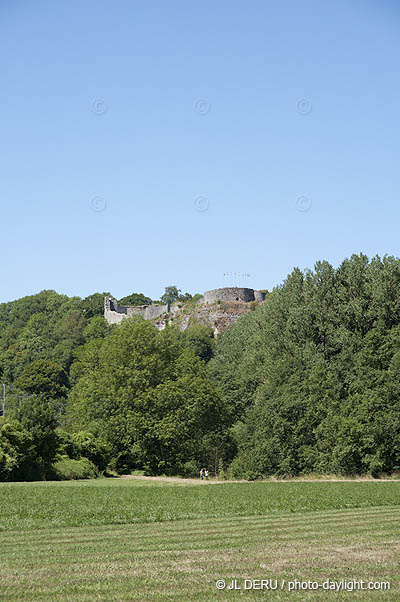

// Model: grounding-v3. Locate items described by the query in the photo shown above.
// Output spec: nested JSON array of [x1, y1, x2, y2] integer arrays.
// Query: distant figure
[[205, 469, 209, 480], [200, 468, 204, 480]]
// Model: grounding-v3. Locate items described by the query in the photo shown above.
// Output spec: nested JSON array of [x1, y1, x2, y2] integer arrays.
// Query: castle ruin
[[104, 288, 266, 333], [104, 296, 169, 325], [203, 287, 266, 304]]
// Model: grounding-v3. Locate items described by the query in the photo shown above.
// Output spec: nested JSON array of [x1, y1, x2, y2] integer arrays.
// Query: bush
[[228, 455, 257, 481], [108, 451, 136, 474], [56, 430, 78, 458], [56, 430, 111, 471], [180, 460, 199, 478], [0, 418, 33, 481], [217, 458, 227, 480], [53, 457, 99, 480], [70, 432, 111, 471]]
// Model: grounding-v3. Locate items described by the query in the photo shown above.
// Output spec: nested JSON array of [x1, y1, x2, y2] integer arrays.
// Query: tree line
[[2, 254, 400, 480]]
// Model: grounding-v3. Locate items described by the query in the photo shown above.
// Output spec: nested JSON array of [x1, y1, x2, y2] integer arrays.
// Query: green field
[[0, 478, 398, 600]]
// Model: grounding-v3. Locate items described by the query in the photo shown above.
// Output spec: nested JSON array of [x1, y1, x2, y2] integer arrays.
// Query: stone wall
[[144, 304, 169, 320], [104, 296, 168, 325], [104, 297, 128, 324], [203, 287, 255, 304], [104, 289, 266, 332], [254, 290, 266, 302], [126, 306, 147, 317]]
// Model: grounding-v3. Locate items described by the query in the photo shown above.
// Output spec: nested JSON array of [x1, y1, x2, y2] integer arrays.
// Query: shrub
[[0, 419, 33, 481], [108, 452, 136, 475], [53, 457, 99, 480], [228, 455, 257, 481], [218, 458, 227, 480], [56, 430, 111, 471], [70, 432, 111, 471], [56, 430, 78, 458], [180, 460, 198, 478]]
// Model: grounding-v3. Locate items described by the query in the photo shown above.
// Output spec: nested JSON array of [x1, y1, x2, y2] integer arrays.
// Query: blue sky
[[1, 0, 399, 302]]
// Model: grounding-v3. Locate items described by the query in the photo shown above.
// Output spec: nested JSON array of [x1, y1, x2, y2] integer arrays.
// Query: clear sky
[[1, 0, 399, 302]]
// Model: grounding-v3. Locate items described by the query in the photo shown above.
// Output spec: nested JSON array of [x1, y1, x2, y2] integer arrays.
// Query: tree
[[52, 310, 86, 368], [184, 324, 215, 362], [0, 418, 32, 481], [118, 293, 152, 306], [57, 430, 111, 472], [68, 320, 230, 474], [0, 290, 94, 384], [211, 254, 400, 477], [83, 316, 111, 342], [160, 286, 192, 305], [17, 359, 69, 399], [16, 395, 59, 478], [81, 293, 110, 319], [160, 286, 181, 304]]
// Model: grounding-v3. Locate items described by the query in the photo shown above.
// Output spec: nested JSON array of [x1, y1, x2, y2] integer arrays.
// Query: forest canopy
[[209, 253, 400, 477], [2, 255, 400, 480]]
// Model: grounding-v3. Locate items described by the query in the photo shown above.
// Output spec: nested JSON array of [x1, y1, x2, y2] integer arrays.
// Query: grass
[[0, 478, 399, 600], [0, 479, 399, 531]]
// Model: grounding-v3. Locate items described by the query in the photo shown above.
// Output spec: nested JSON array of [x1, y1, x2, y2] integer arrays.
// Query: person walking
[[200, 468, 204, 480], [204, 469, 209, 480]]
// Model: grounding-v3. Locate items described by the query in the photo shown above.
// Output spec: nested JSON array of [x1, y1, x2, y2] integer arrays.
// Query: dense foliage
[[67, 320, 228, 474], [0, 290, 107, 384], [0, 287, 205, 479], [2, 257, 400, 480], [118, 293, 152, 306], [210, 254, 400, 477], [0, 396, 111, 481]]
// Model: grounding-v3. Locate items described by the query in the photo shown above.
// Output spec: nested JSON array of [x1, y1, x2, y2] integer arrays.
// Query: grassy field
[[0, 478, 398, 600]]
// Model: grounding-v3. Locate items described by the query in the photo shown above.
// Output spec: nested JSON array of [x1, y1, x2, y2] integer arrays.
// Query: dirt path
[[120, 475, 222, 484], [120, 475, 400, 484]]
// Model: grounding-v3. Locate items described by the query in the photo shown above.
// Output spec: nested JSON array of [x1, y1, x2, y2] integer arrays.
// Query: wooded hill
[[2, 254, 400, 480]]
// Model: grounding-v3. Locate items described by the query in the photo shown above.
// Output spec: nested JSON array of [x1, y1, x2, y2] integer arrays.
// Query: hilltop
[[104, 286, 266, 334]]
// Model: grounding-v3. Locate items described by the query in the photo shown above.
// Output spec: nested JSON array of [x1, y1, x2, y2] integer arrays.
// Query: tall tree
[[160, 286, 192, 305], [211, 254, 400, 477], [68, 320, 229, 474]]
